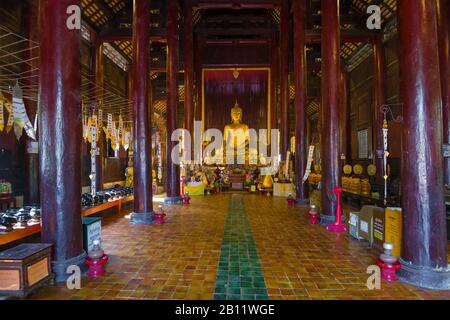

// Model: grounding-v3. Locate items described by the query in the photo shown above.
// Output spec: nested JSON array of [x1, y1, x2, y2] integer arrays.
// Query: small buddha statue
[[223, 101, 255, 164], [125, 158, 134, 187]]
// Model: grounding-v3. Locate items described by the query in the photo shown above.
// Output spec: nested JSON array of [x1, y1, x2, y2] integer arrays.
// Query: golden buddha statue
[[125, 158, 134, 187], [223, 101, 256, 164]]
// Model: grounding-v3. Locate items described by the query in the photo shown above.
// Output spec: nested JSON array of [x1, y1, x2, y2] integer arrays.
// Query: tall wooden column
[[279, 1, 289, 160], [39, 0, 85, 282], [339, 67, 350, 164], [184, 0, 194, 137], [165, 0, 182, 204], [22, 0, 39, 205], [373, 37, 386, 183], [91, 38, 105, 191], [270, 38, 277, 139], [397, 0, 449, 290], [130, 0, 154, 224], [438, 0, 450, 185], [294, 0, 308, 205], [320, 0, 341, 225]]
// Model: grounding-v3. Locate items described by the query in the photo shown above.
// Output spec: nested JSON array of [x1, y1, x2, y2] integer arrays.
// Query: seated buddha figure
[[223, 101, 256, 165]]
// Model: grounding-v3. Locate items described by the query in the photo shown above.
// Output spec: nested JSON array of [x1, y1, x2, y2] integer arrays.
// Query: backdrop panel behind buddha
[[203, 69, 269, 133]]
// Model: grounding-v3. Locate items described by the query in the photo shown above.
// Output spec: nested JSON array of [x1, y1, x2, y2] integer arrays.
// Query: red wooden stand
[[327, 187, 347, 232], [154, 213, 166, 225], [85, 255, 109, 278], [376, 259, 401, 282]]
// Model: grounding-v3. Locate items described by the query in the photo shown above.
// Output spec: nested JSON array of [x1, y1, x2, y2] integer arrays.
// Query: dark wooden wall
[[81, 41, 129, 188], [349, 36, 401, 178], [0, 0, 24, 196], [0, 0, 129, 197]]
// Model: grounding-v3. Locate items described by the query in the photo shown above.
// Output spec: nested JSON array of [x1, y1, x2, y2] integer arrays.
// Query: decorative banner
[[123, 131, 130, 151], [302, 145, 316, 183], [285, 151, 291, 177], [5, 102, 13, 133], [118, 114, 123, 138], [98, 108, 103, 130], [87, 117, 94, 143], [106, 113, 113, 140], [90, 125, 97, 195], [92, 115, 99, 143], [12, 83, 36, 140], [83, 115, 88, 141], [0, 98, 4, 132]]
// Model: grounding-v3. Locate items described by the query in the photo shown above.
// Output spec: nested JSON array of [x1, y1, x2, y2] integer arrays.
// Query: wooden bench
[[0, 196, 134, 247]]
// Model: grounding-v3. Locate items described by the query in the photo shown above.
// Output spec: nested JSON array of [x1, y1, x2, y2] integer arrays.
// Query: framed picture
[[358, 129, 369, 159]]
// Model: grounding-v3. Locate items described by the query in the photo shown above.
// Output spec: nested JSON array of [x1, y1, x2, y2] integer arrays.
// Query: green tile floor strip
[[214, 194, 269, 300]]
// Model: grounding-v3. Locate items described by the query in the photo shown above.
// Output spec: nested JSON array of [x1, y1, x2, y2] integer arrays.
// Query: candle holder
[[183, 192, 191, 205], [376, 242, 401, 282], [326, 187, 347, 232], [154, 205, 166, 225], [85, 240, 108, 278], [287, 193, 295, 206], [308, 205, 319, 225]]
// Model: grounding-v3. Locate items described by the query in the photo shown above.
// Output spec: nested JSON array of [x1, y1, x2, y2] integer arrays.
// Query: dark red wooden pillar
[[130, 0, 154, 224], [373, 37, 386, 183], [294, 0, 308, 205], [195, 37, 203, 124], [39, 0, 85, 281], [339, 67, 350, 164], [344, 71, 351, 162], [397, 0, 449, 290], [184, 0, 194, 137], [279, 1, 289, 160], [438, 0, 450, 185], [270, 38, 277, 138], [91, 38, 105, 191], [320, 0, 341, 225], [22, 0, 39, 206], [165, 0, 182, 204]]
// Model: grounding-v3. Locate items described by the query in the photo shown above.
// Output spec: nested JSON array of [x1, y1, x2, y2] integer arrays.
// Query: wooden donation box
[[82, 217, 102, 253], [372, 207, 386, 251], [0, 243, 53, 297], [385, 208, 403, 258], [358, 206, 385, 247], [358, 206, 378, 246]]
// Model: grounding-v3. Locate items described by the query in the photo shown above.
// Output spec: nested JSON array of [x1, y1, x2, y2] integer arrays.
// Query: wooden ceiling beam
[[305, 30, 379, 44], [192, 0, 281, 9], [99, 29, 167, 42], [196, 27, 274, 36], [92, 0, 115, 20]]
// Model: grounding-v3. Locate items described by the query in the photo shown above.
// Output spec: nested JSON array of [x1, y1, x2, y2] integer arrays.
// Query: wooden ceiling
[[80, 0, 398, 117]]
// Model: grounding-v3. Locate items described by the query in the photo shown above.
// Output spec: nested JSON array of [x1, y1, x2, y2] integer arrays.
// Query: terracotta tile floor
[[28, 193, 450, 300]]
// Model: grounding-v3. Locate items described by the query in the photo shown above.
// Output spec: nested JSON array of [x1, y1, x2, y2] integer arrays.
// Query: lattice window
[[103, 43, 129, 72], [114, 41, 133, 60], [82, 0, 109, 27], [104, 0, 128, 13]]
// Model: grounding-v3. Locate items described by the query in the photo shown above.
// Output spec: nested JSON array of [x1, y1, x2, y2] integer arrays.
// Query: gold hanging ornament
[[105, 113, 112, 140], [5, 100, 14, 133]]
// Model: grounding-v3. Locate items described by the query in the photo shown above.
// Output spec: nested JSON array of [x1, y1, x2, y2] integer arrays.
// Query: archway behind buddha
[[202, 68, 270, 135]]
